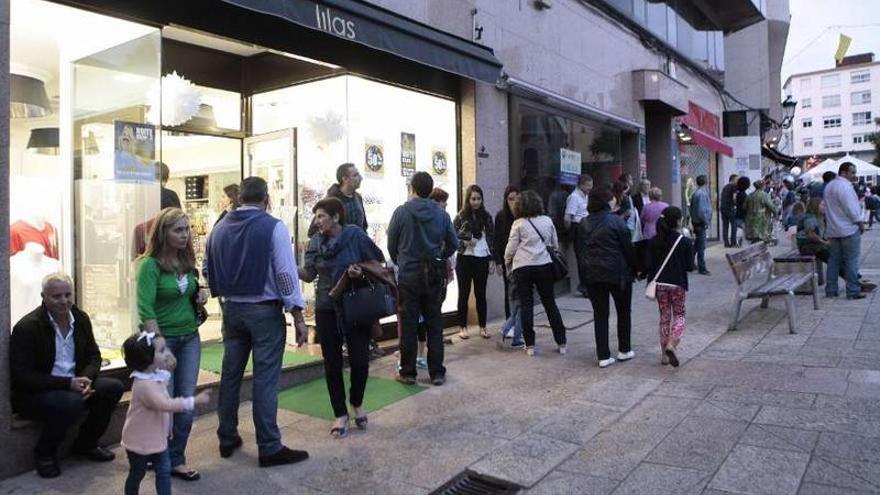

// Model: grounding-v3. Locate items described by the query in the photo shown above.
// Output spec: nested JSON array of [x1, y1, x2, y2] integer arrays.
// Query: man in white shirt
[[565, 174, 593, 296], [824, 162, 865, 299]]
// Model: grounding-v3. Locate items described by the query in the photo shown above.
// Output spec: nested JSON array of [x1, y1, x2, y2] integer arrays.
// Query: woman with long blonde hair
[[136, 207, 206, 482]]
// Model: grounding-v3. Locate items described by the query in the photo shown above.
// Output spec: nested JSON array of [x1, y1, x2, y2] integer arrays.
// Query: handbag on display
[[340, 277, 397, 327], [527, 218, 568, 282], [645, 234, 683, 301]]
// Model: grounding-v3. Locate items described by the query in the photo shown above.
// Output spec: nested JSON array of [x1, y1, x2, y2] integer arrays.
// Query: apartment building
[[784, 53, 879, 162]]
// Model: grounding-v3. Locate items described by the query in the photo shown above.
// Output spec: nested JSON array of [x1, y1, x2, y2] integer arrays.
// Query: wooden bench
[[726, 242, 819, 334]]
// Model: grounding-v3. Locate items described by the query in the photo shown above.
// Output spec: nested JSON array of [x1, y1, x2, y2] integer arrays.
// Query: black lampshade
[[11, 74, 52, 118], [27, 127, 60, 155]]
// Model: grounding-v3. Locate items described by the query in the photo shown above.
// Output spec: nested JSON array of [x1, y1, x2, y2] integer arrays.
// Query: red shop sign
[[680, 101, 720, 138]]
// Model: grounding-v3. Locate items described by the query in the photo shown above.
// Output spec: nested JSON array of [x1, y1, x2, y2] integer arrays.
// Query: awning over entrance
[[219, 0, 503, 84], [689, 128, 734, 157], [762, 145, 799, 168]]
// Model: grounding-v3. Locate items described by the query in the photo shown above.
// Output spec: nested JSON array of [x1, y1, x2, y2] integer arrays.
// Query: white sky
[[782, 0, 880, 85]]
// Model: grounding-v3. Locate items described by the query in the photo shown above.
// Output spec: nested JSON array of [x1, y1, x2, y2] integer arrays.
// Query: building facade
[[784, 54, 879, 163], [0, 0, 767, 478]]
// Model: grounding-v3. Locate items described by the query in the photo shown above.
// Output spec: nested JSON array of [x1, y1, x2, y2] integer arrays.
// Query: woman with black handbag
[[503, 190, 567, 356], [300, 198, 385, 438]]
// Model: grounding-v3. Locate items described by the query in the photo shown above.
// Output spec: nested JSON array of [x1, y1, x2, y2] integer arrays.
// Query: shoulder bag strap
[[526, 218, 550, 255], [650, 234, 683, 284]]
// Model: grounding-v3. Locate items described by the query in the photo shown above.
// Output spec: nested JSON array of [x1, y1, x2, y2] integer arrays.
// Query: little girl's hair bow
[[137, 330, 156, 347]]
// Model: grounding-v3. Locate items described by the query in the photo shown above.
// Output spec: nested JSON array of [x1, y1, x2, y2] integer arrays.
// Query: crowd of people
[[10, 160, 875, 492]]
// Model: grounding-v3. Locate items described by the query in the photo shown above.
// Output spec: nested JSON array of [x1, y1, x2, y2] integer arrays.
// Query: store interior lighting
[[26, 127, 59, 155], [10, 73, 52, 118]]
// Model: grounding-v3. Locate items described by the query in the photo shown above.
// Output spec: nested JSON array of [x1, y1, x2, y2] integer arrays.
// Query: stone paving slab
[[470, 433, 580, 488], [611, 462, 710, 495], [645, 417, 749, 471], [557, 422, 670, 480], [525, 471, 619, 495], [738, 423, 819, 453], [709, 444, 810, 495]]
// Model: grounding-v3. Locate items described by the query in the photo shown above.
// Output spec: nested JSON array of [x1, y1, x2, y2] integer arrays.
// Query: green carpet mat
[[278, 374, 426, 420], [199, 342, 322, 375]]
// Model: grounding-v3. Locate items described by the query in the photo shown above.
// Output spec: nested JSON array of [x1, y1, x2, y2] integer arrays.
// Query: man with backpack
[[387, 172, 459, 386]]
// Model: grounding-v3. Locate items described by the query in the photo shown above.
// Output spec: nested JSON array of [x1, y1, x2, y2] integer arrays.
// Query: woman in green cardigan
[[136, 207, 206, 481]]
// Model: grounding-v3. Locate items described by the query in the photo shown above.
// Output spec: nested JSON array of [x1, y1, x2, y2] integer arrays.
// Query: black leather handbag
[[340, 278, 397, 327], [527, 219, 568, 282]]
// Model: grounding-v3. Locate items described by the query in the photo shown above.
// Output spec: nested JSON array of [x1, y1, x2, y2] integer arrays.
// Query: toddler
[[121, 331, 209, 495], [500, 277, 524, 348]]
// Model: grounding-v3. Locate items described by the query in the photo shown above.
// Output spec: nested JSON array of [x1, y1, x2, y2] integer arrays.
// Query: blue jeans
[[217, 301, 286, 457], [827, 233, 861, 297], [164, 332, 200, 468], [501, 304, 524, 346], [125, 449, 170, 495]]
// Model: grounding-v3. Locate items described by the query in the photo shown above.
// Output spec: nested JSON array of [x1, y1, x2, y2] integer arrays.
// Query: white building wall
[[787, 62, 879, 159]]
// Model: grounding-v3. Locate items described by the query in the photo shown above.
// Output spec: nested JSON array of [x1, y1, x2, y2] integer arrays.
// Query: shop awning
[[689, 128, 733, 157], [218, 0, 503, 84], [762, 145, 798, 168]]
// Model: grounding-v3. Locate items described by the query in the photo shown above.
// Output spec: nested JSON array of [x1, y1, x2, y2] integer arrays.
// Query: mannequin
[[10, 215, 59, 258], [10, 242, 62, 325]]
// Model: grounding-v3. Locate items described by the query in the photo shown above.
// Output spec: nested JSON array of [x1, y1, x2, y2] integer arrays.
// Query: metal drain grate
[[430, 470, 523, 495]]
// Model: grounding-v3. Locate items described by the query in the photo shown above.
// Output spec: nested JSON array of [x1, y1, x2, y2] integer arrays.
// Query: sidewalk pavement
[[4, 232, 880, 494]]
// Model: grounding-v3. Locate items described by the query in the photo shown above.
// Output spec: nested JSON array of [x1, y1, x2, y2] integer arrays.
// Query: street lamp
[[762, 96, 798, 131]]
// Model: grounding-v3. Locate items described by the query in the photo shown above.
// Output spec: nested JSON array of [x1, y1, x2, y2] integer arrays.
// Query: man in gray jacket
[[387, 172, 458, 386], [689, 175, 712, 275], [824, 162, 865, 299]]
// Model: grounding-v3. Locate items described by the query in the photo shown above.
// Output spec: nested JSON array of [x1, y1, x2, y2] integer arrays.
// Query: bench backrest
[[726, 242, 774, 285]]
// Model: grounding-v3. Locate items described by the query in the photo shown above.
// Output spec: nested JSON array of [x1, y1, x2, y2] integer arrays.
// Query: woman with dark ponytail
[[644, 206, 694, 367]]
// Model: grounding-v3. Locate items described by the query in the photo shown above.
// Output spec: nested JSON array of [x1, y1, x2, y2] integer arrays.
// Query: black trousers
[[455, 255, 490, 328], [315, 310, 371, 418], [721, 212, 737, 247], [514, 263, 566, 347], [399, 282, 445, 379], [17, 377, 124, 458], [571, 222, 586, 292], [586, 282, 633, 361]]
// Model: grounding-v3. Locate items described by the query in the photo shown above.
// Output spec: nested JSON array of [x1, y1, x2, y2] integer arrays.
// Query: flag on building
[[835, 34, 852, 64]]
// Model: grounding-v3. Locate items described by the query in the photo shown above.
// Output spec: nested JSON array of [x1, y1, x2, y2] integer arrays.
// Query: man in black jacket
[[388, 172, 458, 386], [10, 273, 123, 478], [720, 174, 739, 248]]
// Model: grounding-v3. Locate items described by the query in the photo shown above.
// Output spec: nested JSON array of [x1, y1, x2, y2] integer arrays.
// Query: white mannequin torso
[[10, 242, 62, 325]]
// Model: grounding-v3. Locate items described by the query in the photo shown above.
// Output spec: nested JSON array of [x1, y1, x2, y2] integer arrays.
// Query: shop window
[[252, 75, 460, 315], [510, 99, 622, 238], [9, 0, 159, 364]]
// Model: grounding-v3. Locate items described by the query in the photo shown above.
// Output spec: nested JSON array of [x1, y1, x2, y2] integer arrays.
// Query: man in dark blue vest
[[204, 176, 308, 468]]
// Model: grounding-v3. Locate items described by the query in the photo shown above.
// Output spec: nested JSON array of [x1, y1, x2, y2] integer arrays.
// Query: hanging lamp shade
[[27, 127, 59, 155], [11, 74, 52, 118], [186, 103, 219, 130]]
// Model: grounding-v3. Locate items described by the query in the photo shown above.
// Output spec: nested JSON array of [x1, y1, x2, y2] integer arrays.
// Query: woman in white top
[[453, 185, 496, 339], [504, 190, 567, 356]]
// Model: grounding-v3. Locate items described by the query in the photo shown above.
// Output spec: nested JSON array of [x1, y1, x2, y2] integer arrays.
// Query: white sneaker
[[617, 351, 635, 361], [599, 357, 616, 368], [557, 345, 567, 355], [526, 346, 535, 356]]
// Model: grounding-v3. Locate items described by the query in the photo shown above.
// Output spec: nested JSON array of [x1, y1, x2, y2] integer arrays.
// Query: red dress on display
[[10, 220, 59, 259]]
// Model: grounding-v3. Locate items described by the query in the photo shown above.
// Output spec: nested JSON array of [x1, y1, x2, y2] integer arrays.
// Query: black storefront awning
[[219, 0, 503, 84], [762, 145, 799, 168]]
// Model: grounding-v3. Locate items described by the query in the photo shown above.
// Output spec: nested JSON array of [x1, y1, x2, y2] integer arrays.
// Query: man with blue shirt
[[205, 176, 309, 467], [823, 162, 865, 300], [689, 175, 712, 275]]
